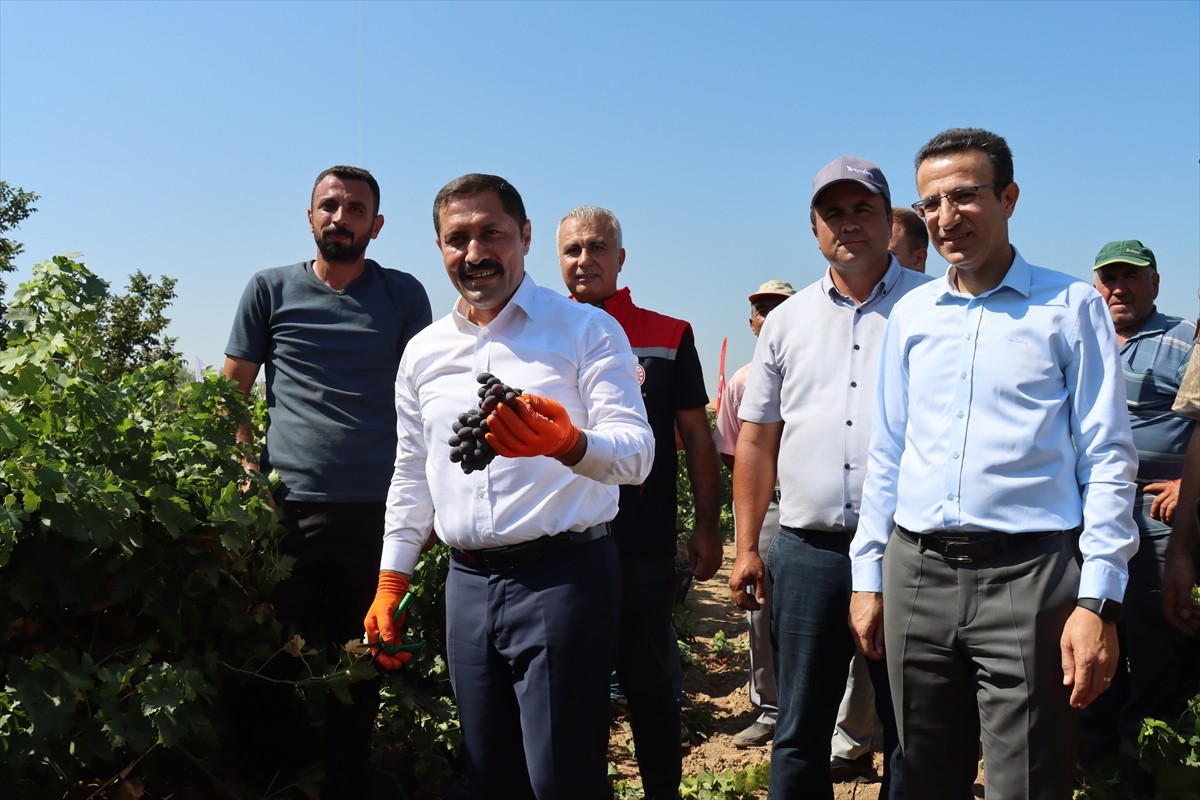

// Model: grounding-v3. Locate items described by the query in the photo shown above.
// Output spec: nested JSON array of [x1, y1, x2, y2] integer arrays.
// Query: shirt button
[[957, 411, 964, 419], [952, 452, 960, 459], [850, 381, 858, 388], [846, 420, 853, 426], [961, 372, 968, 379], [853, 344, 861, 351], [946, 493, 955, 501], [476, 489, 486, 498], [844, 463, 851, 470], [845, 503, 852, 509]]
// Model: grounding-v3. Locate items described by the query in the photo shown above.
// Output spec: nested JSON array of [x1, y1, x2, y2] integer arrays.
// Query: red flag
[[715, 336, 728, 416]]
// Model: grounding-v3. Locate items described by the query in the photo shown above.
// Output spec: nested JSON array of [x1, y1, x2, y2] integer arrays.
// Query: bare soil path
[[606, 542, 886, 799]]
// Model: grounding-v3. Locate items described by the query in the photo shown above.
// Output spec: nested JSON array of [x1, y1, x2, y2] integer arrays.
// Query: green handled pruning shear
[[377, 591, 427, 655]]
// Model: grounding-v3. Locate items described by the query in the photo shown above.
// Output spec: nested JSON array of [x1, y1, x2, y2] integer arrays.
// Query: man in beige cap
[[713, 279, 795, 748]]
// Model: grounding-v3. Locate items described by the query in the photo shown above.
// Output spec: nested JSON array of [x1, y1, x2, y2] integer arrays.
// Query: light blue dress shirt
[[851, 250, 1138, 602]]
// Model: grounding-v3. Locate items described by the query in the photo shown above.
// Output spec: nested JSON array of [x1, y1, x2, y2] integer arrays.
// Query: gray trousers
[[883, 529, 1079, 800], [736, 499, 780, 724]]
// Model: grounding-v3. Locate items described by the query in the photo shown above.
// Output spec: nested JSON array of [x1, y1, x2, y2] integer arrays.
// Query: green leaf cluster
[[0, 256, 289, 795], [676, 408, 734, 539], [374, 543, 464, 789], [1074, 691, 1200, 800], [613, 760, 770, 800]]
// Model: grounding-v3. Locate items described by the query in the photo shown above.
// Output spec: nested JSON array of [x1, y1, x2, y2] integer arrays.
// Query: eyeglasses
[[911, 184, 996, 219]]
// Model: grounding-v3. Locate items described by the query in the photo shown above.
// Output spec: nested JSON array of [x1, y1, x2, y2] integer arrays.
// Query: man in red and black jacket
[[559, 205, 722, 800]]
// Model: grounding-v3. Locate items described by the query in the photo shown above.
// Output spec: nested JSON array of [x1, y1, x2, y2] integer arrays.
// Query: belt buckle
[[941, 541, 974, 564]]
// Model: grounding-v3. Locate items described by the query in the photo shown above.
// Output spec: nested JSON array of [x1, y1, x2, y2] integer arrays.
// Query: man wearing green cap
[[1079, 239, 1198, 773]]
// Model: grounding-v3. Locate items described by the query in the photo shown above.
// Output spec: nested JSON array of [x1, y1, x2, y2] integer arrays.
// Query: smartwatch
[[1077, 597, 1123, 623]]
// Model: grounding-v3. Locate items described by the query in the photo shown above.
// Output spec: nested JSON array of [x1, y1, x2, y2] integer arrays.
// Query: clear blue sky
[[2, 0, 1197, 387]]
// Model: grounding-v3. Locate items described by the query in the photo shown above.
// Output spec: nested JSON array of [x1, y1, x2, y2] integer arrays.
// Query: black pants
[[613, 552, 683, 800], [236, 500, 385, 799]]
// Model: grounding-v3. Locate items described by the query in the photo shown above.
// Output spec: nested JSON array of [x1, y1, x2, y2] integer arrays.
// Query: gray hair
[[558, 205, 623, 248]]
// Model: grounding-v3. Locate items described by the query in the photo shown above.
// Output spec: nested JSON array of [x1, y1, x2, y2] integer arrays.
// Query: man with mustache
[[730, 156, 926, 800], [365, 174, 654, 800], [850, 128, 1139, 798], [557, 205, 723, 800], [1078, 240, 1196, 774], [223, 165, 432, 797]]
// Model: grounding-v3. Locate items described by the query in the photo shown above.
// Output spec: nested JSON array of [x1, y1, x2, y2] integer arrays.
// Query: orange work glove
[[363, 572, 413, 670], [484, 393, 581, 460]]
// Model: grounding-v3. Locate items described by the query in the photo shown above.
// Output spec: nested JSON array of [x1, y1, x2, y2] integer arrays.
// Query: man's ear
[[1001, 182, 1020, 218]]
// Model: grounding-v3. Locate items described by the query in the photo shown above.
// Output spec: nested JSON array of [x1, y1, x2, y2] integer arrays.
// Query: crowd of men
[[223, 126, 1198, 800]]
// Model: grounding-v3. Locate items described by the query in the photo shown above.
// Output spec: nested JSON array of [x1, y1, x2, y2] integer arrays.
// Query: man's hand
[[850, 591, 886, 660], [729, 551, 766, 610], [1145, 479, 1182, 523], [688, 528, 723, 581], [1060, 606, 1119, 709], [363, 571, 413, 670], [1162, 546, 1200, 635], [485, 394, 582, 462]]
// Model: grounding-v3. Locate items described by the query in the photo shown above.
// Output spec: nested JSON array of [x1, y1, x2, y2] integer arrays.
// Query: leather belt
[[450, 524, 609, 573], [896, 525, 1066, 565]]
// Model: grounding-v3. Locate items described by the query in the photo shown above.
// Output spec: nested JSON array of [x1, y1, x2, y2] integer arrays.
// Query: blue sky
[[2, 0, 1197, 387]]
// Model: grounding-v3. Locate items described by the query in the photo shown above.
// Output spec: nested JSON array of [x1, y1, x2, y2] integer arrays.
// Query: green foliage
[[613, 760, 770, 799], [0, 256, 295, 795], [0, 181, 40, 345], [96, 270, 180, 381], [1074, 691, 1200, 800], [374, 544, 464, 789], [676, 408, 734, 537]]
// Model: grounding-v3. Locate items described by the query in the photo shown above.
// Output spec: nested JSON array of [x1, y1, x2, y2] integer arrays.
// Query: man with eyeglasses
[[1078, 240, 1196, 775], [713, 279, 794, 750], [849, 128, 1139, 799], [730, 156, 929, 800]]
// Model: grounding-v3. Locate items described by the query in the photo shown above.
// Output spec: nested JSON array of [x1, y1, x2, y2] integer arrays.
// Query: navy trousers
[[447, 534, 620, 800]]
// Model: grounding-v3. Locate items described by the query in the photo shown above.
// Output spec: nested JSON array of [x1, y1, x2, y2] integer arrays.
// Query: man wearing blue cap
[[1079, 239, 1197, 773], [730, 155, 929, 800]]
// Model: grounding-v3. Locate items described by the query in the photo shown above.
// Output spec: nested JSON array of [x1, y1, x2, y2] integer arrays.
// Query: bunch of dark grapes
[[447, 372, 524, 473]]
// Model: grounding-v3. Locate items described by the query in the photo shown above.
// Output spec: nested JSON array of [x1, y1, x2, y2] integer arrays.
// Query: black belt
[[450, 524, 609, 572], [896, 525, 1066, 564]]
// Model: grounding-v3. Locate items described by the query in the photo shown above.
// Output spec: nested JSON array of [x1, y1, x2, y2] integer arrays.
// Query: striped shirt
[[1122, 309, 1196, 481]]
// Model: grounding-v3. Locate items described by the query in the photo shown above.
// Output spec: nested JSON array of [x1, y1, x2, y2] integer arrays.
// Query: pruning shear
[[375, 591, 427, 656]]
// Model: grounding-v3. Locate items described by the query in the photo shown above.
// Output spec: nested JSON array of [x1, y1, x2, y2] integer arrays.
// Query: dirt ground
[[605, 541, 888, 799]]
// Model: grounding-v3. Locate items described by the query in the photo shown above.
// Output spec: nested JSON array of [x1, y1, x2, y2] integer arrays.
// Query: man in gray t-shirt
[[223, 165, 431, 797]]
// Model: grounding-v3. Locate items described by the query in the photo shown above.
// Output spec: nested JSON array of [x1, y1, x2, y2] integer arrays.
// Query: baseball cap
[[749, 280, 797, 302], [811, 156, 891, 206], [1093, 239, 1156, 270]]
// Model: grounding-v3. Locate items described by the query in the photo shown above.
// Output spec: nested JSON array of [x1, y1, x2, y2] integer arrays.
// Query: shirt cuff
[[851, 560, 884, 593], [381, 535, 422, 576], [570, 431, 612, 480], [1077, 558, 1130, 602]]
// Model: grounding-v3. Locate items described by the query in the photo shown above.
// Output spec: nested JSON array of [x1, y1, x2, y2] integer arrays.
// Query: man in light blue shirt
[[1078, 239, 1196, 772], [849, 128, 1139, 800]]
